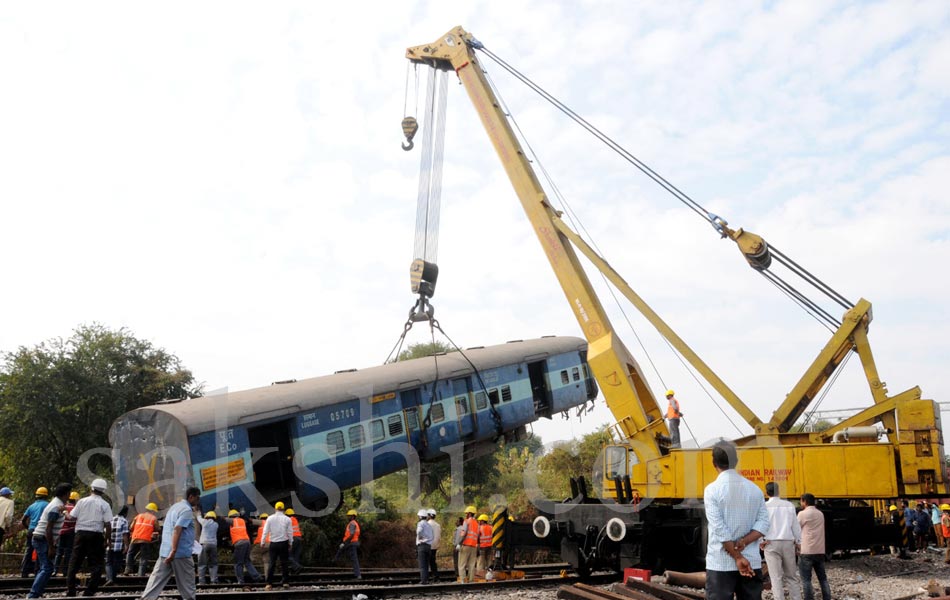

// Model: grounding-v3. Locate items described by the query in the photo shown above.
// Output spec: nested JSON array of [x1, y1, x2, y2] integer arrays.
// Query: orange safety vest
[[130, 512, 157, 543], [254, 521, 269, 545], [942, 514, 950, 538], [230, 517, 250, 544], [343, 519, 360, 543], [666, 397, 681, 419], [291, 516, 302, 538], [462, 517, 479, 547], [478, 523, 492, 548]]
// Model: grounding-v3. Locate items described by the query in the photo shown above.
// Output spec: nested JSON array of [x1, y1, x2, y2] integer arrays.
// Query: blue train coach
[[109, 336, 597, 514]]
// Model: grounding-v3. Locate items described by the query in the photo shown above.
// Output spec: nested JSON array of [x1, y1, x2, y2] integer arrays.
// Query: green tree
[[396, 340, 452, 362], [0, 323, 200, 491], [536, 427, 613, 500]]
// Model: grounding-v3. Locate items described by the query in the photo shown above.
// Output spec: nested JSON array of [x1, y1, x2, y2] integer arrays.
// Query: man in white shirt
[[427, 509, 442, 581], [763, 482, 802, 600], [66, 478, 113, 598], [0, 487, 14, 541], [416, 509, 434, 584], [261, 502, 294, 590]]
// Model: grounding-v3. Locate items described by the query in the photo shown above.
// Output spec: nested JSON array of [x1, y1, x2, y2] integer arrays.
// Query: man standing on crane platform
[[666, 390, 683, 448]]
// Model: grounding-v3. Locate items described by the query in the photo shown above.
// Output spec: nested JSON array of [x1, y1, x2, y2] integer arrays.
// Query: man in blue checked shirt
[[703, 442, 770, 600]]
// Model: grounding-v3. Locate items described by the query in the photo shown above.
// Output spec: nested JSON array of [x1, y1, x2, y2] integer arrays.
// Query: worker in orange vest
[[476, 514, 493, 572], [665, 389, 683, 448], [941, 504, 950, 564], [456, 506, 479, 583], [251, 514, 270, 578], [228, 509, 261, 584], [286, 508, 303, 573], [337, 509, 361, 579], [124, 503, 159, 576]]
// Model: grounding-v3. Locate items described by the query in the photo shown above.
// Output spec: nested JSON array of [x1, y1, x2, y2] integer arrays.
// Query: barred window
[[388, 415, 404, 437], [572, 367, 580, 382], [371, 419, 385, 442], [475, 391, 487, 410], [501, 385, 512, 402], [431, 402, 445, 423], [327, 431, 344, 455]]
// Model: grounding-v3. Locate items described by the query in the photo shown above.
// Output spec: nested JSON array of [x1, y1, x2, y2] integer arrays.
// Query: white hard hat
[[91, 478, 108, 492], [427, 508, 436, 517], [417, 508, 429, 518]]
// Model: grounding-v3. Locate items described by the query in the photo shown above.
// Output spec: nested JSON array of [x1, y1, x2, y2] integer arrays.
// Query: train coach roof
[[118, 336, 587, 435]]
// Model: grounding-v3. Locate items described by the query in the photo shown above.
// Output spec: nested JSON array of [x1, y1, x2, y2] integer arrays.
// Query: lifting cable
[[473, 43, 854, 328], [799, 349, 854, 431], [482, 66, 743, 440]]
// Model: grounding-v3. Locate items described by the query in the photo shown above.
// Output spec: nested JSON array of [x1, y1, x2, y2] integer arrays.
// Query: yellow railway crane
[[405, 27, 945, 574]]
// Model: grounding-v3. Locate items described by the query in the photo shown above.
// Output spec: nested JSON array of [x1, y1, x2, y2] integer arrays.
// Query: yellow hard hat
[[146, 503, 159, 511], [275, 501, 285, 510], [665, 390, 675, 397], [465, 505, 477, 514], [478, 514, 489, 522], [205, 511, 217, 519], [346, 509, 358, 516], [889, 505, 898, 511], [69, 491, 80, 501], [259, 513, 268, 519], [228, 509, 240, 517], [285, 508, 295, 516], [36, 487, 49, 496], [941, 504, 950, 511]]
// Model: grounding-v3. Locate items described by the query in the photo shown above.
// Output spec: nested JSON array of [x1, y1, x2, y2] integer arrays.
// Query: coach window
[[456, 396, 469, 416], [501, 385, 512, 402], [327, 431, 344, 455], [431, 402, 445, 423], [349, 424, 365, 448], [488, 388, 500, 406], [475, 391, 487, 411], [405, 407, 420, 431], [388, 414, 404, 437], [561, 370, 569, 385], [371, 419, 385, 443], [572, 367, 580, 382]]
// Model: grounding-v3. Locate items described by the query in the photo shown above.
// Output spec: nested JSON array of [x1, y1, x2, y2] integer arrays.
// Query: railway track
[[0, 569, 618, 599]]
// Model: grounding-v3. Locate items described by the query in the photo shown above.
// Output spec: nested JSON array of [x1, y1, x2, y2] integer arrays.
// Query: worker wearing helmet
[[286, 508, 303, 573], [227, 509, 262, 584], [28, 482, 72, 599], [476, 514, 493, 572], [125, 502, 159, 576], [665, 390, 683, 449], [20, 486, 50, 577], [251, 513, 270, 577], [65, 478, 113, 598], [0, 487, 14, 554], [416, 508, 434, 584], [426, 509, 441, 582], [261, 501, 294, 590], [54, 491, 80, 576], [932, 502, 944, 549], [458, 506, 479, 583], [197, 510, 220, 585], [338, 509, 361, 579]]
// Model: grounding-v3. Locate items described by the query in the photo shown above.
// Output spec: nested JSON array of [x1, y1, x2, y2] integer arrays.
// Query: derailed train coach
[[109, 336, 597, 514]]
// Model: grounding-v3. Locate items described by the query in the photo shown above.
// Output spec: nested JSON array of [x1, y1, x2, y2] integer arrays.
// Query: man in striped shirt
[[105, 506, 130, 585], [703, 442, 770, 600]]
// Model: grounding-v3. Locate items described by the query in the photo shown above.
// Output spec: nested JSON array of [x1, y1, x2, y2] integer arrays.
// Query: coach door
[[400, 388, 423, 451], [452, 377, 476, 439], [247, 419, 296, 502]]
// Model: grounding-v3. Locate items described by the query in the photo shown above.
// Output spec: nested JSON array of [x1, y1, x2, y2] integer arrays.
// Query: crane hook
[[401, 116, 418, 151]]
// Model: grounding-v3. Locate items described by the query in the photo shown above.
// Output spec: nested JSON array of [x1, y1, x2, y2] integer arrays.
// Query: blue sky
[[1, 1, 948, 450]]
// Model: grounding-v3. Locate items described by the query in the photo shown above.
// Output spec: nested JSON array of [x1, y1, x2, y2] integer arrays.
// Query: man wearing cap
[[21, 487, 50, 577], [126, 502, 159, 576], [665, 390, 683, 449], [66, 478, 113, 597], [27, 483, 71, 599], [458, 506, 479, 583], [416, 508, 434, 584], [261, 502, 294, 590], [140, 486, 200, 600], [0, 487, 14, 542], [427, 509, 441, 581], [55, 491, 79, 576], [197, 510, 219, 585]]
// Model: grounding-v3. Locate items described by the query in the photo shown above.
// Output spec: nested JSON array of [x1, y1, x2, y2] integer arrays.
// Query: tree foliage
[[536, 427, 614, 501], [0, 323, 200, 492], [396, 340, 452, 362]]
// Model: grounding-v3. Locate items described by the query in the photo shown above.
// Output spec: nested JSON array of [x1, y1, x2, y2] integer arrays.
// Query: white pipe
[[832, 426, 881, 443]]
